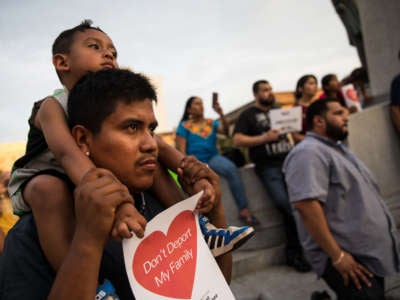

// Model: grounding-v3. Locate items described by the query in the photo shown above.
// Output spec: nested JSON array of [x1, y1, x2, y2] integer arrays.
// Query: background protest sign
[[341, 83, 363, 112], [123, 192, 235, 300], [269, 106, 302, 134]]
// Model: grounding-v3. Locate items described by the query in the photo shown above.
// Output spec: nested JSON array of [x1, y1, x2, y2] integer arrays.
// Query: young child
[[9, 20, 254, 272], [319, 73, 357, 113]]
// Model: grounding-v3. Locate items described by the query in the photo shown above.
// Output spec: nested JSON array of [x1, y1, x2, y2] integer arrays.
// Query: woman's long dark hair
[[294, 74, 317, 101], [180, 96, 197, 122]]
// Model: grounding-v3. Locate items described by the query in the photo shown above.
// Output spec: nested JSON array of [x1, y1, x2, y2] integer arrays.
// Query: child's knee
[[24, 175, 71, 209]]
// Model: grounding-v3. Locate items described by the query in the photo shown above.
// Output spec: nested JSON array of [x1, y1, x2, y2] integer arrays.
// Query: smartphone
[[212, 92, 218, 106]]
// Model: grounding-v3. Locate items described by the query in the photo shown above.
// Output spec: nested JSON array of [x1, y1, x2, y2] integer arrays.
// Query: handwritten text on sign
[[269, 106, 302, 133]]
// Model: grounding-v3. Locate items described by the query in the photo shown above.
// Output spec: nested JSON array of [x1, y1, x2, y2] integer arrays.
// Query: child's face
[[66, 29, 119, 83], [328, 76, 340, 92]]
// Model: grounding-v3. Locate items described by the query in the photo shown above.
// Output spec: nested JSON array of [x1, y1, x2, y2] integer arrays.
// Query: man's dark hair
[[52, 19, 104, 55], [321, 74, 336, 92], [68, 69, 157, 134], [306, 98, 341, 130], [252, 80, 269, 94]]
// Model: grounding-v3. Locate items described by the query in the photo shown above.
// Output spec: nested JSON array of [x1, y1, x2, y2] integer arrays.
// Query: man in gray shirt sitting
[[283, 98, 399, 300]]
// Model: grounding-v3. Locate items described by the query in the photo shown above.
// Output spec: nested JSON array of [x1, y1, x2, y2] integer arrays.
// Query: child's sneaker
[[199, 215, 255, 257], [96, 279, 120, 300]]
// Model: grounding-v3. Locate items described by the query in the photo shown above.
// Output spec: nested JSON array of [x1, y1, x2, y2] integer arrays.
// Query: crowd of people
[[0, 19, 398, 300]]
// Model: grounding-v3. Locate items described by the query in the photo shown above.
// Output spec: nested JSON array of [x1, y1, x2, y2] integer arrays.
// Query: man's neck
[[311, 129, 337, 143]]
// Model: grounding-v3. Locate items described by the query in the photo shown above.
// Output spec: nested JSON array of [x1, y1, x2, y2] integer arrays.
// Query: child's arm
[[35, 97, 94, 185]]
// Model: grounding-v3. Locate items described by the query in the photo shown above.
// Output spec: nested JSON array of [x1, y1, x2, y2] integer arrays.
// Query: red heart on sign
[[132, 210, 197, 299]]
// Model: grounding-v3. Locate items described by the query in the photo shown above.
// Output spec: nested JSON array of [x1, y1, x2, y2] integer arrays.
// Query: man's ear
[[71, 125, 92, 154], [314, 115, 325, 129], [53, 54, 70, 72]]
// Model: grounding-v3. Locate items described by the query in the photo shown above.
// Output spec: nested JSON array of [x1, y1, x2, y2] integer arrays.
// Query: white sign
[[269, 106, 302, 133], [341, 83, 362, 111], [123, 192, 235, 300]]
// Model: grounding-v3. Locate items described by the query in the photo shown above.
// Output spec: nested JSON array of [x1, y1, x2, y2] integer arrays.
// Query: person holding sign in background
[[319, 74, 358, 113], [233, 80, 311, 273], [175, 94, 260, 227]]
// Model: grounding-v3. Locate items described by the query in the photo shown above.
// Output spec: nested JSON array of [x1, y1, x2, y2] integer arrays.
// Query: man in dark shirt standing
[[233, 80, 309, 272], [390, 50, 400, 134]]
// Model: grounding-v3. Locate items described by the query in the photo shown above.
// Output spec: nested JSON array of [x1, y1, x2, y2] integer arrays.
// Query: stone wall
[[355, 0, 400, 96]]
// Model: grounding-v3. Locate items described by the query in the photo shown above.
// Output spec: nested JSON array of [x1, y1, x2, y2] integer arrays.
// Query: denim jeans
[[255, 165, 302, 256], [322, 258, 385, 300], [208, 155, 248, 211]]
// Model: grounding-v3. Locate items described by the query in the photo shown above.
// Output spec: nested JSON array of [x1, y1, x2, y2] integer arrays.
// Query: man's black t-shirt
[[0, 192, 164, 300], [234, 106, 293, 168], [391, 73, 400, 106]]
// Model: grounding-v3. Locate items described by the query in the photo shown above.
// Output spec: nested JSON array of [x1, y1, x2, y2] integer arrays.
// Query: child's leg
[[150, 163, 186, 208], [23, 174, 74, 271]]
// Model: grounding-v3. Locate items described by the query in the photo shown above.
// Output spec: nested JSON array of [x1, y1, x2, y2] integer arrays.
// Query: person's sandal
[[239, 213, 260, 226]]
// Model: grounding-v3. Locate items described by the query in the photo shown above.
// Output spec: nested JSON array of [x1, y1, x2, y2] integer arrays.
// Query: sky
[[0, 0, 360, 143]]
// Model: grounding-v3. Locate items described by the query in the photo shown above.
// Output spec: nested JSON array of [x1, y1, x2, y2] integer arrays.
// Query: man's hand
[[111, 202, 147, 240], [177, 156, 221, 213], [334, 251, 373, 289], [264, 129, 280, 143], [73, 168, 134, 247]]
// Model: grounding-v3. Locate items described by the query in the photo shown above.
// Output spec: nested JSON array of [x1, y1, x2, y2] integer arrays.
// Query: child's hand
[[111, 202, 147, 240], [192, 179, 215, 214], [177, 156, 221, 213]]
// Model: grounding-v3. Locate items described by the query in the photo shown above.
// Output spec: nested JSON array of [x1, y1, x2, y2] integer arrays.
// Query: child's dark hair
[[321, 74, 336, 92], [181, 96, 197, 122], [294, 74, 317, 101], [68, 69, 157, 134], [306, 98, 341, 130], [52, 19, 104, 55]]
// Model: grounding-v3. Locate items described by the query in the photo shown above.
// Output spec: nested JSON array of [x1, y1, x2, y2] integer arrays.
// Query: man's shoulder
[[286, 136, 329, 162]]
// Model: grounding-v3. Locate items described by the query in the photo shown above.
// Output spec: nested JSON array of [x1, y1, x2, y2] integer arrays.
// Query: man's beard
[[259, 96, 275, 107], [326, 121, 348, 141]]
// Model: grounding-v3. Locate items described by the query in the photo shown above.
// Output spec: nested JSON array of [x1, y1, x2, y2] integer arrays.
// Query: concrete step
[[231, 265, 400, 300], [230, 265, 333, 300], [232, 245, 286, 278]]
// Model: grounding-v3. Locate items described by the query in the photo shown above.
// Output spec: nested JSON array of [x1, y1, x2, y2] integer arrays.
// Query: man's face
[[255, 83, 275, 106], [88, 99, 158, 192], [64, 29, 119, 83], [323, 102, 349, 141]]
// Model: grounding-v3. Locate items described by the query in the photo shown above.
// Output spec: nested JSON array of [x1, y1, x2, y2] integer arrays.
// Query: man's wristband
[[333, 251, 344, 265]]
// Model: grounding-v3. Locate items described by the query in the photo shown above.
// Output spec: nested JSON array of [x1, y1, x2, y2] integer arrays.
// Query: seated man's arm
[[294, 200, 342, 265], [294, 199, 372, 289], [48, 169, 133, 300], [233, 130, 279, 148]]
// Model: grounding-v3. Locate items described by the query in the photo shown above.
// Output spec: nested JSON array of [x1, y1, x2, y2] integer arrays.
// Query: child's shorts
[[8, 149, 66, 215]]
